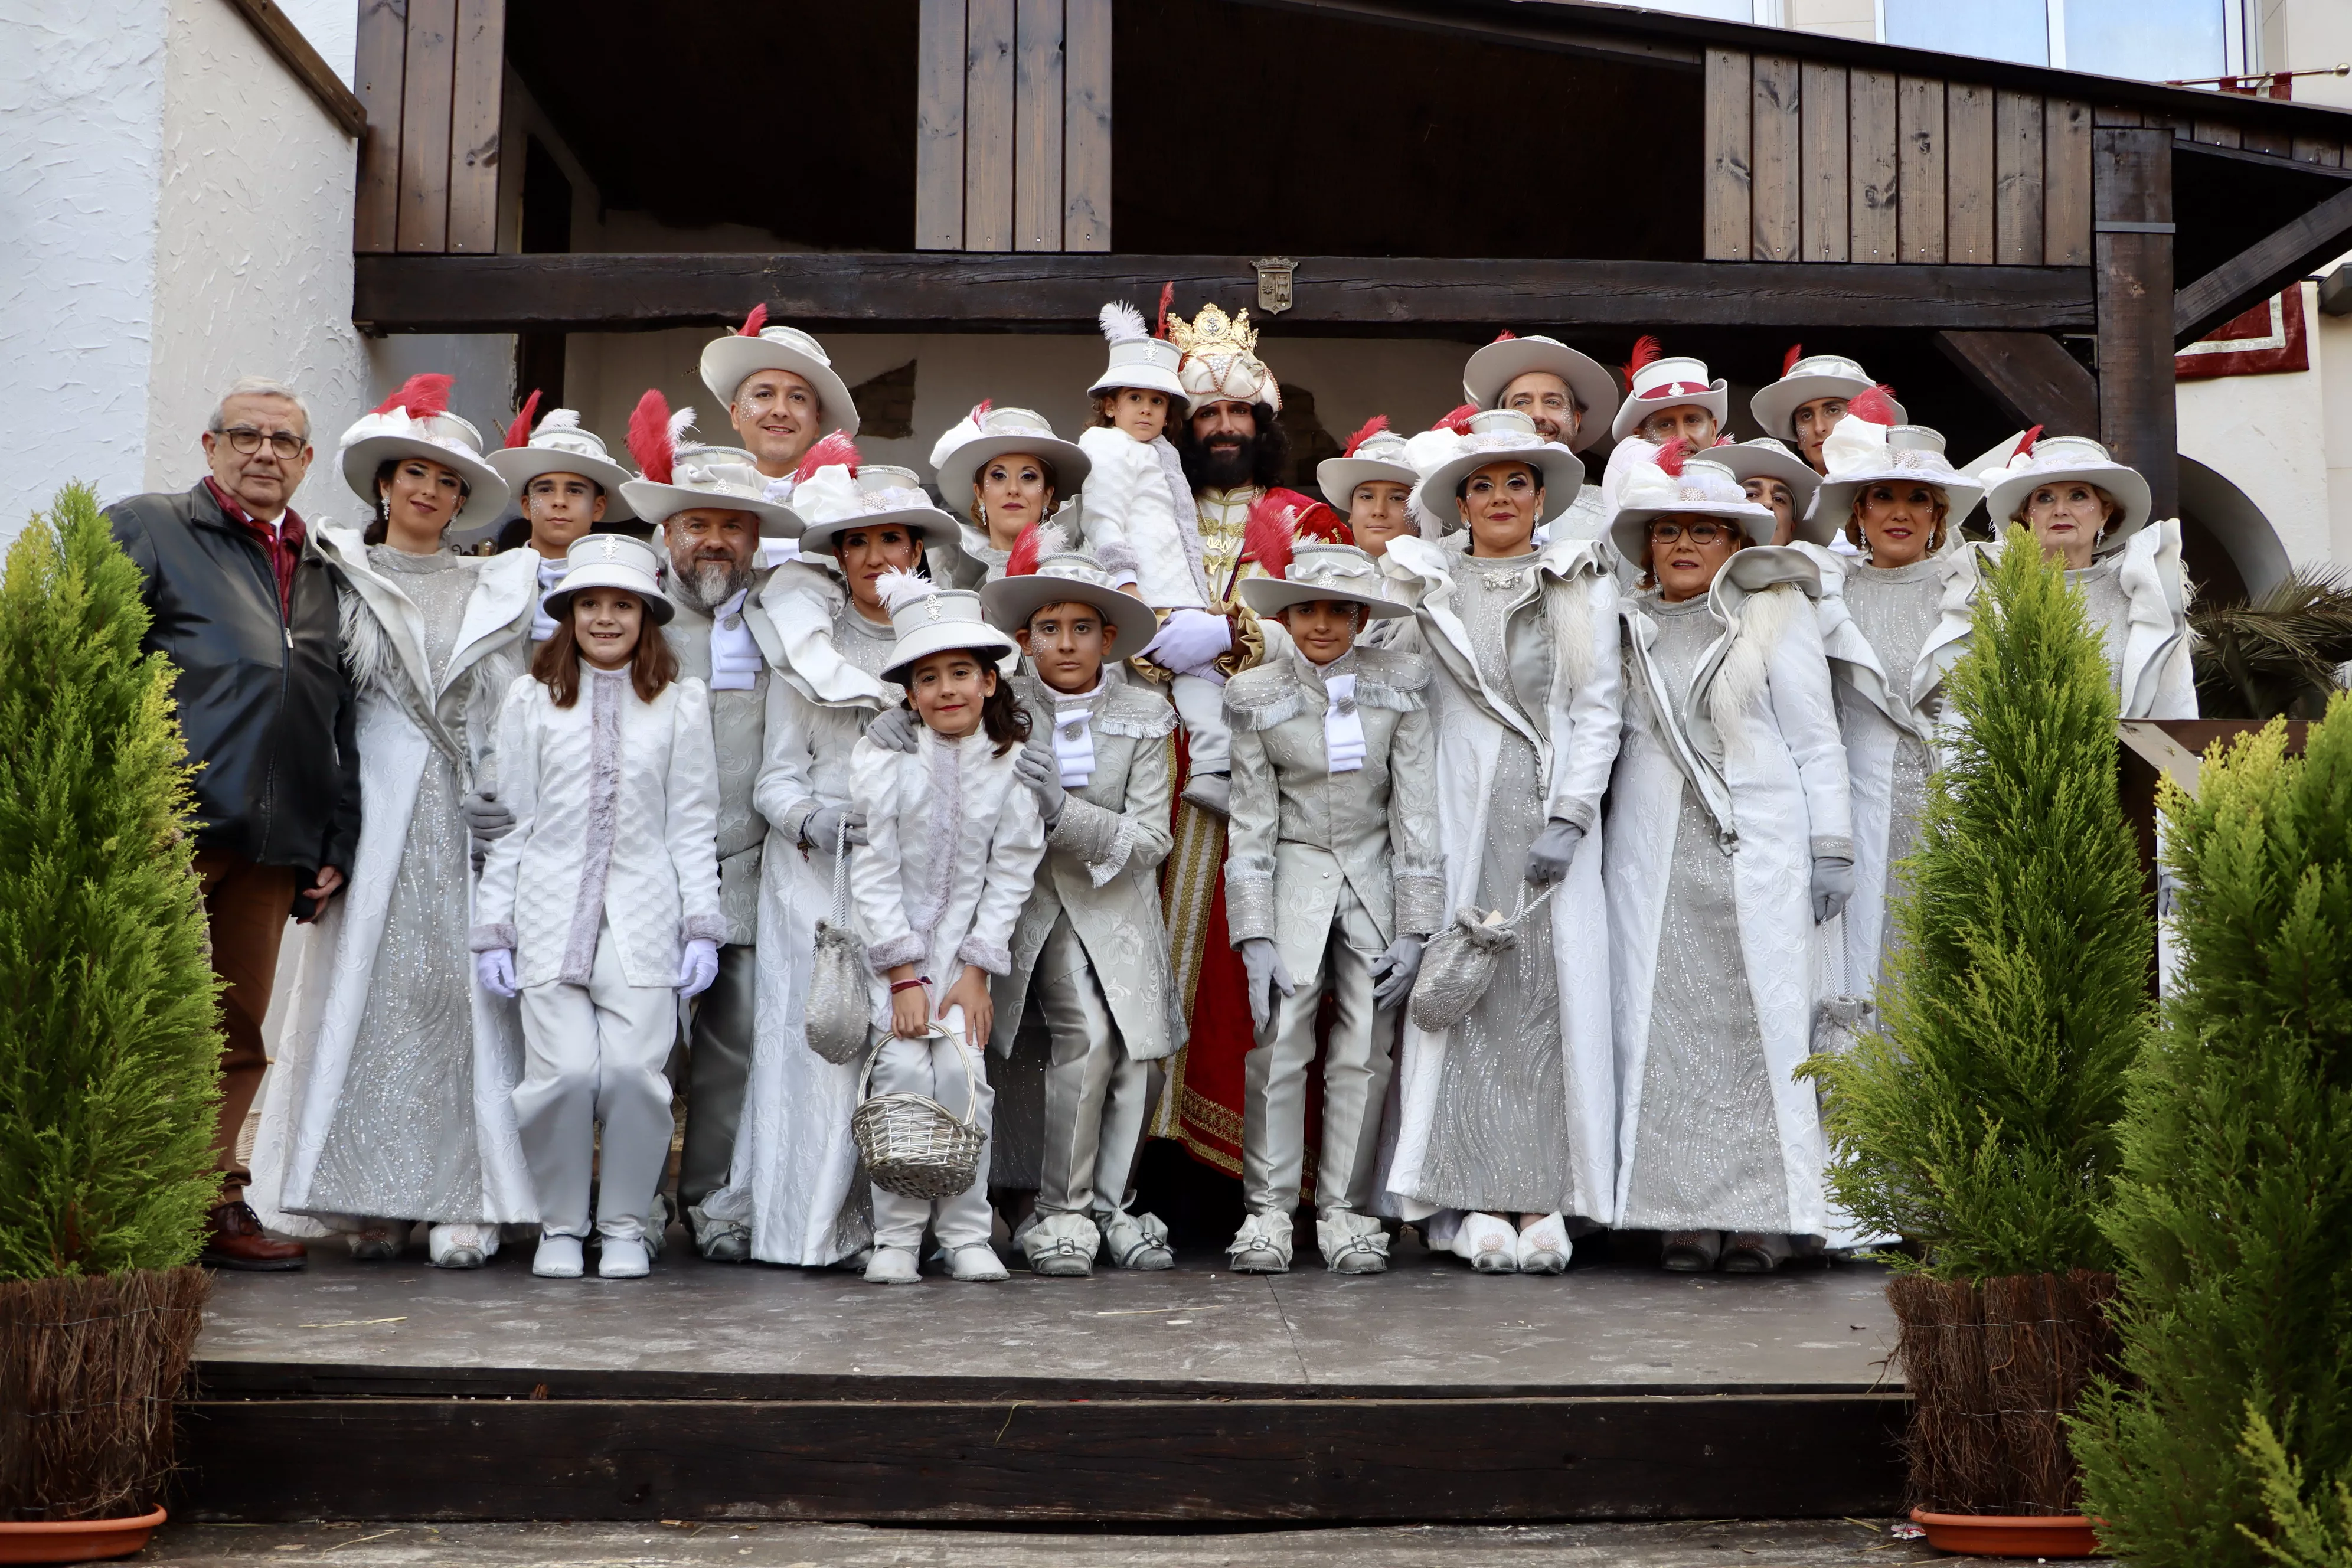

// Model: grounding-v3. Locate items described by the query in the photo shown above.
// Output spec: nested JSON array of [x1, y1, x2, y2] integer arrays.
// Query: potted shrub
[[2071, 699, 2352, 1567], [1805, 534, 2151, 1557], [0, 485, 222, 1562]]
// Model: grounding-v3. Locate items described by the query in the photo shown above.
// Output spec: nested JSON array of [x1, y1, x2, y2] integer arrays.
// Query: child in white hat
[[849, 574, 1048, 1284], [471, 533, 725, 1280]]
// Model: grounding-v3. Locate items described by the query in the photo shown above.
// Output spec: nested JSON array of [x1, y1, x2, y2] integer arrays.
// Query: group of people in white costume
[[244, 297, 2194, 1286]]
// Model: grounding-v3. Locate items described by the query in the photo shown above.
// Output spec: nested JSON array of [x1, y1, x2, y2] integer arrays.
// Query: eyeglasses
[[1647, 520, 1734, 545], [220, 427, 307, 460]]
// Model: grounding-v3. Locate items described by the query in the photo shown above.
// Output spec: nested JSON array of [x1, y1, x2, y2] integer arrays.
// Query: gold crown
[[1167, 302, 1258, 359]]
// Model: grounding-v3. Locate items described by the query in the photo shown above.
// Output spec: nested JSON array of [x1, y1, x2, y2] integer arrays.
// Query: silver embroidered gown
[[1617, 593, 1788, 1234], [306, 547, 489, 1221], [1415, 545, 1575, 1214], [1837, 556, 1944, 995], [2066, 554, 2133, 701]]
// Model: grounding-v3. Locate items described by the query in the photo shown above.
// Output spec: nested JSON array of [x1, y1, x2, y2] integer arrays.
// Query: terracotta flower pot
[[1910, 1507, 2102, 1559], [0, 1508, 168, 1565]]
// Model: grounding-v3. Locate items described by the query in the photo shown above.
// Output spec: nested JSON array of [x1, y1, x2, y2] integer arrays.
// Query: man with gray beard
[[618, 453, 801, 1260]]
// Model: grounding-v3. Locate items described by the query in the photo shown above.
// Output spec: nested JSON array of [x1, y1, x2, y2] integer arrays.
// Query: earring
[[974, 499, 988, 530]]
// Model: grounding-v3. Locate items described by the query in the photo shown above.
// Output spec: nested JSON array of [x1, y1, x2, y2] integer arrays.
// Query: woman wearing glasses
[[1605, 443, 1852, 1275]]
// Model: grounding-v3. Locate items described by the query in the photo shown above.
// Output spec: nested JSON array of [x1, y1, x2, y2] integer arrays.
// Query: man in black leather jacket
[[106, 378, 362, 1270]]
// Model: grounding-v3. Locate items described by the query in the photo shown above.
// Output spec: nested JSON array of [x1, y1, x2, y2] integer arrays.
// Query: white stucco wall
[[0, 0, 169, 535], [2176, 282, 2337, 583]]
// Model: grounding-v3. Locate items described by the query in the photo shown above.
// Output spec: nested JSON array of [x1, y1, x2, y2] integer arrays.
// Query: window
[[1872, 0, 2245, 80], [1884, 0, 2049, 66]]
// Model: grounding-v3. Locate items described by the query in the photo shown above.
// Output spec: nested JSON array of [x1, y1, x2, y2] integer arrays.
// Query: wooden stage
[[182, 1237, 1907, 1525]]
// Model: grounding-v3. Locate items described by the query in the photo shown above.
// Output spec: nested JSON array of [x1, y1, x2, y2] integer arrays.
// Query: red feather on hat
[[2016, 424, 2043, 458], [1623, 335, 1662, 383], [1433, 403, 1479, 436], [503, 390, 543, 450], [792, 431, 860, 484], [1656, 437, 1690, 478], [969, 398, 993, 422], [627, 389, 675, 485], [1004, 521, 1046, 578], [738, 303, 768, 337], [1341, 415, 1389, 457], [1847, 383, 1900, 426], [1244, 494, 1302, 580], [372, 373, 452, 419], [1295, 500, 1348, 545], [1155, 282, 1174, 339], [1493, 329, 1518, 343], [1782, 343, 1804, 377]]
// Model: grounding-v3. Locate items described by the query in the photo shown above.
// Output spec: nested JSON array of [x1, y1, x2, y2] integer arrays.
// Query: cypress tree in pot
[[0, 486, 221, 1560]]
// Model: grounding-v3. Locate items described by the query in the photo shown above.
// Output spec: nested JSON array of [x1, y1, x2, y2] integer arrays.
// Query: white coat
[[1606, 549, 1853, 1239], [1376, 534, 1626, 1225], [1076, 423, 1204, 607], [254, 536, 540, 1232]]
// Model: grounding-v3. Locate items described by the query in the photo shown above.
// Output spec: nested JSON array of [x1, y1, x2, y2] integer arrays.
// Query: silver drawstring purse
[[1408, 884, 1555, 1034], [802, 817, 872, 1066]]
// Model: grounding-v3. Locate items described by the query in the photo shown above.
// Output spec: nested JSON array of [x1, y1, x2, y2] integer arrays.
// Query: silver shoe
[[1226, 1211, 1292, 1273], [347, 1219, 406, 1261], [1100, 1210, 1175, 1271], [1317, 1212, 1390, 1275], [688, 1203, 752, 1263], [1023, 1211, 1100, 1278]]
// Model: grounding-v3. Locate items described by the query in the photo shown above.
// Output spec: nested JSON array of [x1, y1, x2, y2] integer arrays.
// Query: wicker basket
[[851, 1025, 986, 1200]]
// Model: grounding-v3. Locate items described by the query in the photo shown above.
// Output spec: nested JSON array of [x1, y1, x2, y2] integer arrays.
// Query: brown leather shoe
[[200, 1200, 307, 1271]]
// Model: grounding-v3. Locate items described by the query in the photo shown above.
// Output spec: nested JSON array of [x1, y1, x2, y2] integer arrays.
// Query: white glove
[[865, 704, 920, 754], [1239, 937, 1296, 1034], [1012, 739, 1066, 828], [1525, 818, 1586, 887], [475, 949, 517, 999], [1140, 608, 1233, 677], [1812, 855, 1855, 925], [677, 937, 720, 998], [1370, 936, 1423, 1010], [803, 805, 868, 850]]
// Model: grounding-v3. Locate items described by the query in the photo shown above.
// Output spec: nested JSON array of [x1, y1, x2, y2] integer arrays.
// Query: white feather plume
[[929, 416, 979, 473], [539, 407, 582, 432], [873, 567, 935, 616], [1098, 300, 1148, 345], [667, 406, 698, 449]]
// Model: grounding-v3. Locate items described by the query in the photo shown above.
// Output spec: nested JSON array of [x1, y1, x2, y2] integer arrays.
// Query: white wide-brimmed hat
[[927, 404, 1092, 518], [1169, 300, 1280, 413], [1609, 448, 1775, 565], [1461, 332, 1618, 453], [1236, 540, 1410, 621], [615, 389, 802, 537], [1409, 409, 1585, 530], [542, 531, 675, 627], [873, 570, 1021, 686], [1317, 416, 1420, 509], [1979, 433, 2152, 554], [978, 528, 1159, 656], [1089, 294, 1187, 400], [338, 374, 511, 531], [1610, 338, 1730, 443], [697, 305, 860, 436], [1708, 437, 1821, 525], [793, 452, 962, 558], [1803, 409, 1985, 547], [1749, 346, 1906, 443], [488, 397, 637, 522]]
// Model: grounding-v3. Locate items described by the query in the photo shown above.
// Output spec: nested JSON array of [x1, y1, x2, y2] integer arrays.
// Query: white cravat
[[1051, 682, 1102, 786], [1322, 671, 1366, 775], [707, 587, 762, 691], [531, 555, 566, 642]]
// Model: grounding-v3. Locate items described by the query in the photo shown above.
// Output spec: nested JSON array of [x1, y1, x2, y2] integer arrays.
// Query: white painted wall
[[2177, 282, 2337, 582]]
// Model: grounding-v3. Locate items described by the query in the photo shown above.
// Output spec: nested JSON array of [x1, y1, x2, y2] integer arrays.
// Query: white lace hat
[[793, 456, 962, 558], [338, 374, 511, 531], [1235, 540, 1410, 620], [1461, 332, 1618, 453], [927, 404, 1092, 518], [978, 531, 1159, 656], [1610, 338, 1730, 442], [542, 531, 675, 627], [1804, 407, 1984, 547], [1316, 416, 1420, 509], [488, 398, 637, 522], [1749, 347, 1906, 442], [873, 571, 1020, 686], [1409, 408, 1585, 530], [614, 389, 802, 536], [698, 306, 860, 436], [1979, 433, 2152, 554], [1089, 295, 1188, 399], [1609, 448, 1776, 565]]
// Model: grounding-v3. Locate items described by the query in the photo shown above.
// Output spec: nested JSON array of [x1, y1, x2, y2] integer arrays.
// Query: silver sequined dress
[[306, 547, 489, 1222], [1415, 545, 1575, 1214], [2067, 554, 2132, 701], [1617, 593, 1789, 1234], [1837, 556, 1945, 995]]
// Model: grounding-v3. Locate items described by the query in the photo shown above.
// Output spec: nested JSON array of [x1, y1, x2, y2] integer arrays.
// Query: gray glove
[[865, 704, 920, 754], [1370, 936, 1423, 1010], [803, 805, 868, 851], [1525, 818, 1586, 887], [1239, 937, 1296, 1034], [1012, 739, 1066, 828], [462, 788, 515, 844], [1811, 855, 1855, 925]]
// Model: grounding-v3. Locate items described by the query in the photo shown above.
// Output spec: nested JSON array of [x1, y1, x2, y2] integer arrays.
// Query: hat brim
[[1610, 499, 1778, 566], [1317, 456, 1420, 510], [487, 449, 639, 522], [979, 575, 1160, 657], [933, 434, 1094, 517], [880, 622, 1022, 687], [1461, 341, 1619, 453], [1804, 472, 1986, 546], [1709, 445, 1822, 515], [1982, 463, 2152, 554], [619, 478, 803, 538], [1415, 445, 1586, 525], [340, 434, 511, 530], [1749, 375, 1905, 443], [541, 567, 675, 626], [1235, 576, 1410, 620], [1088, 365, 1188, 399], [1611, 380, 1730, 443], [698, 337, 861, 437], [796, 505, 962, 558]]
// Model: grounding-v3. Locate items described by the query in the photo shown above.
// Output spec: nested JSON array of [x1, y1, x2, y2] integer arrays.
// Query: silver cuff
[[468, 923, 517, 953], [956, 935, 1012, 976], [867, 933, 928, 973], [1224, 871, 1276, 945]]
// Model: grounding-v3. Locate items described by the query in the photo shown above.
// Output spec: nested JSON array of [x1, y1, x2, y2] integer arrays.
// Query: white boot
[[1100, 1209, 1175, 1270], [1021, 1211, 1100, 1278], [1226, 1210, 1293, 1273], [427, 1223, 495, 1269], [1515, 1213, 1572, 1275], [864, 1245, 920, 1285], [1316, 1211, 1390, 1275], [1451, 1211, 1519, 1273], [531, 1233, 584, 1279], [597, 1234, 650, 1279]]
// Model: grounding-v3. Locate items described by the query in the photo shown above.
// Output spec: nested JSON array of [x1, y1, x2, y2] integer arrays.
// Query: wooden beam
[[1897, 76, 1945, 264], [352, 252, 2098, 334], [963, 0, 1016, 251], [2095, 127, 2177, 521], [2045, 99, 2093, 265], [394, 0, 455, 252], [2174, 182, 2352, 346], [1993, 89, 2044, 264], [1946, 82, 1995, 264], [1751, 54, 1801, 263], [443, 0, 502, 254], [1063, 0, 1110, 251], [1012, 0, 1064, 253], [916, 0, 967, 250], [1849, 68, 1899, 264], [1704, 49, 1753, 261], [1799, 63, 1848, 262], [221, 0, 367, 138], [1933, 329, 2098, 436], [351, 0, 407, 253]]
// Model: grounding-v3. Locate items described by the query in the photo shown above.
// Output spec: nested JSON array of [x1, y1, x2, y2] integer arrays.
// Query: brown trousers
[[194, 852, 300, 1198]]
